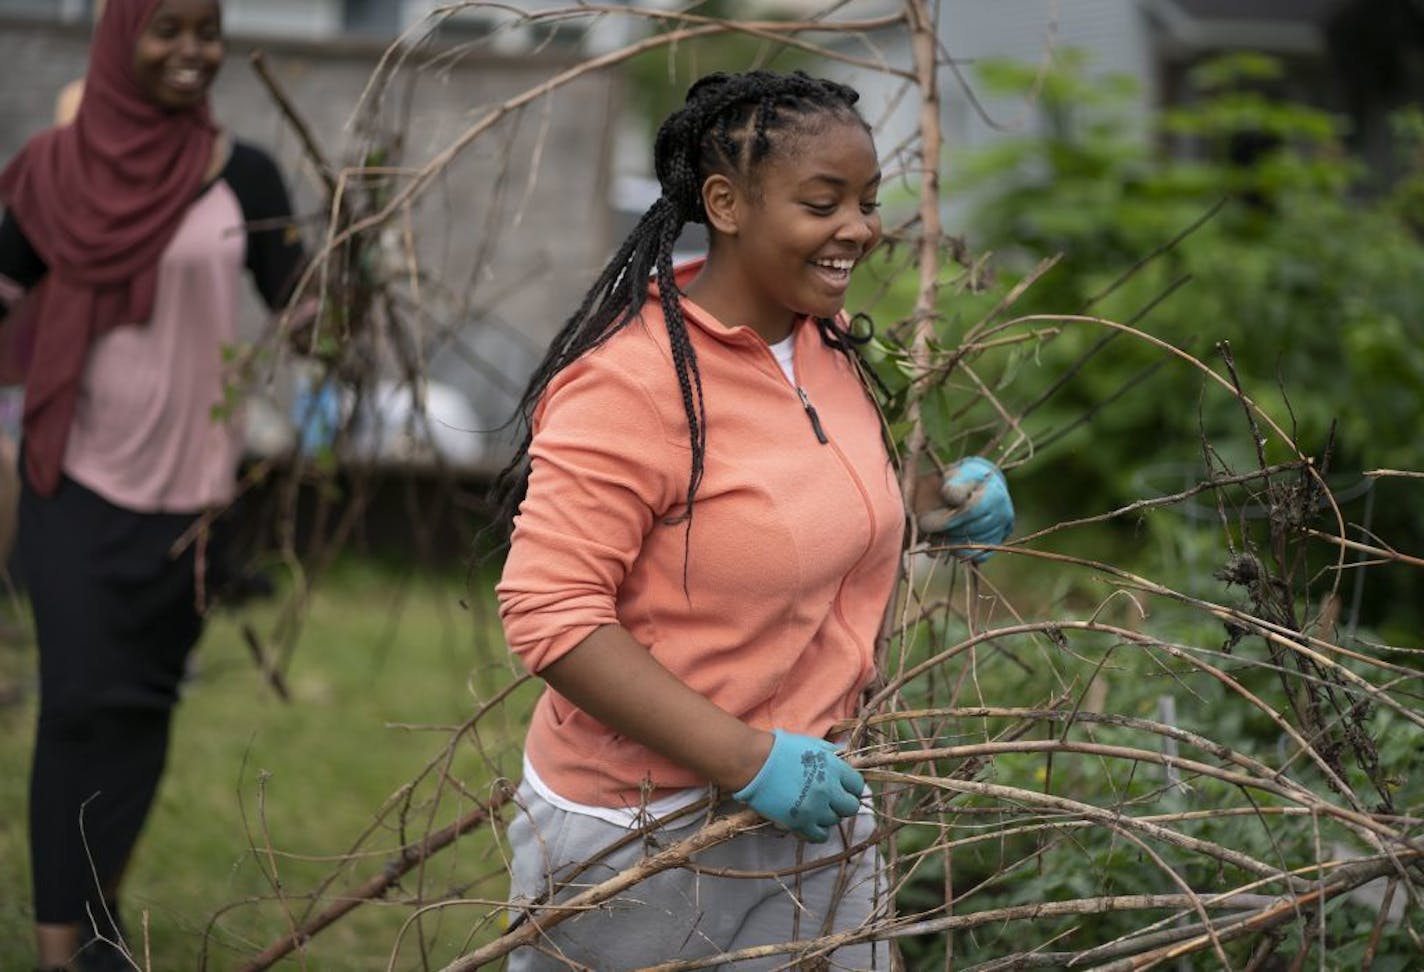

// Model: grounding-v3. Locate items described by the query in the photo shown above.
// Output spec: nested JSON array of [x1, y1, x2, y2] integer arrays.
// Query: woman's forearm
[[539, 623, 773, 792]]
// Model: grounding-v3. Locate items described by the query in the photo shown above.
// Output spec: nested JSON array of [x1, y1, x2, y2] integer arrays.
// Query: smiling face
[[693, 116, 882, 342], [131, 0, 224, 111]]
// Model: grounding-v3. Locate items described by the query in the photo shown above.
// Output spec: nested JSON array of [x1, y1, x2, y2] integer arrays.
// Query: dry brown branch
[[439, 810, 761, 971], [234, 670, 532, 968], [249, 51, 337, 197], [1012, 463, 1304, 546], [1363, 468, 1424, 479], [319, 8, 907, 263], [1097, 853, 1418, 970], [888, 0, 948, 559], [1304, 527, 1424, 570], [1360, 878, 1400, 972], [650, 851, 1419, 972], [239, 625, 290, 702], [235, 788, 511, 971]]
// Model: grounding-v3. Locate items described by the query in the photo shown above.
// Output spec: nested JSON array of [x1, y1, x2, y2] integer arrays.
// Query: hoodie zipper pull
[[796, 386, 829, 444]]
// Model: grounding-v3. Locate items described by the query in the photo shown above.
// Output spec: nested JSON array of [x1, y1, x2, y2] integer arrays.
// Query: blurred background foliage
[[853, 48, 1424, 643], [841, 51, 1424, 966]]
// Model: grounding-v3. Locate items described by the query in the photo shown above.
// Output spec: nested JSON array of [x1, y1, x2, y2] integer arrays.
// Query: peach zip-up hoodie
[[497, 262, 904, 808]]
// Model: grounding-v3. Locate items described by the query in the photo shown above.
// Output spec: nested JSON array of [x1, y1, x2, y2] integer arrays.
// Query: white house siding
[[220, 0, 344, 40], [0, 0, 80, 18], [400, 0, 661, 54]]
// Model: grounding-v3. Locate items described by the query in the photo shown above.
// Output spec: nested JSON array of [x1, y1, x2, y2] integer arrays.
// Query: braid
[[494, 70, 872, 568], [816, 311, 891, 401], [654, 207, 707, 519]]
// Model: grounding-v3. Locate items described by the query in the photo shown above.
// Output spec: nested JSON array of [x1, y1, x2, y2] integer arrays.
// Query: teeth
[[814, 259, 855, 271]]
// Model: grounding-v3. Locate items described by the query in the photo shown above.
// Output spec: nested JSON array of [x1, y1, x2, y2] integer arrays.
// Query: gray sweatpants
[[506, 780, 889, 970]]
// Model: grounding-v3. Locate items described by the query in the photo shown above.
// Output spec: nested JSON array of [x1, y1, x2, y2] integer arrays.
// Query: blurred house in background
[[734, 1, 1421, 228], [1147, 0, 1424, 179], [731, 1, 1419, 189], [0, 0, 669, 49], [7, 0, 1418, 162], [1, 0, 1418, 476]]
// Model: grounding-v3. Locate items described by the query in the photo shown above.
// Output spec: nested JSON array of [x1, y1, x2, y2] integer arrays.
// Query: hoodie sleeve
[[496, 344, 681, 674]]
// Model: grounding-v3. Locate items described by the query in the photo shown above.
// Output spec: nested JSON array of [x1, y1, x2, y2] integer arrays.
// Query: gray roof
[[1146, 0, 1355, 54], [1166, 0, 1350, 25]]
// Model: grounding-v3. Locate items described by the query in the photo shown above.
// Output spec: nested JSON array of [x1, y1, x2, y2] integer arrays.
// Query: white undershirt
[[523, 754, 710, 830], [769, 333, 796, 384]]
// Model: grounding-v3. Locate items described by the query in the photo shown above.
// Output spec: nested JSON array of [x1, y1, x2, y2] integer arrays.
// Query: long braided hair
[[495, 70, 878, 539]]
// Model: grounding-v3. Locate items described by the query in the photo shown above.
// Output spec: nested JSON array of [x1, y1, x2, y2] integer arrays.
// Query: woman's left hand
[[916, 456, 1014, 562]]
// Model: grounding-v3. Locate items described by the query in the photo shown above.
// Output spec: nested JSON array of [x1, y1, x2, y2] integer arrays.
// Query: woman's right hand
[[734, 730, 865, 842]]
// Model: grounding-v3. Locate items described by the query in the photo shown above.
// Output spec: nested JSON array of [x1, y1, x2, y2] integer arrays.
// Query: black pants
[[20, 473, 203, 925]]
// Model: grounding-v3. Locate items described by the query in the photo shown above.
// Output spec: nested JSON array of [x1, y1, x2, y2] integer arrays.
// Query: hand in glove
[[916, 456, 1014, 562], [734, 730, 864, 843]]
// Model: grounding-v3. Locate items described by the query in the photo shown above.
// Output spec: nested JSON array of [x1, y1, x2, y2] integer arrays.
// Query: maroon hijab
[[0, 0, 218, 495]]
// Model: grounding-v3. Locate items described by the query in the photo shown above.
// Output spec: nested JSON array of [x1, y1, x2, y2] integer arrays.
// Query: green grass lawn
[[0, 558, 538, 970]]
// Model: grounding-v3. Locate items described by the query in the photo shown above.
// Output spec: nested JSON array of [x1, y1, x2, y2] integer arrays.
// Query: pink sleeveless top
[[62, 181, 245, 512]]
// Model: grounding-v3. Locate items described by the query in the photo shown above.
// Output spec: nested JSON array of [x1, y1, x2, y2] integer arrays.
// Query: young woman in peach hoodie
[[496, 69, 1013, 969]]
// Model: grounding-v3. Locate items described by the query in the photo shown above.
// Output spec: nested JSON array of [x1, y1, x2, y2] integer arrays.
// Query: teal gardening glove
[[734, 730, 865, 843], [917, 456, 1014, 563]]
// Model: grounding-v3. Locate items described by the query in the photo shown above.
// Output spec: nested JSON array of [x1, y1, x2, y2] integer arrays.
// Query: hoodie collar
[[647, 257, 810, 348]]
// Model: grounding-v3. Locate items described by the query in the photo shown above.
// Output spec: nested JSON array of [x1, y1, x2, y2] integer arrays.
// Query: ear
[[700, 173, 742, 236]]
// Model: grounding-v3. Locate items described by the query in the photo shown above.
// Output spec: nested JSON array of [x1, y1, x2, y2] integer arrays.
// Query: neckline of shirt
[[768, 332, 797, 384]]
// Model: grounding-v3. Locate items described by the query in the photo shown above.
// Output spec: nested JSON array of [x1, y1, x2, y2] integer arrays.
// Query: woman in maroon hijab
[[0, 1, 305, 966]]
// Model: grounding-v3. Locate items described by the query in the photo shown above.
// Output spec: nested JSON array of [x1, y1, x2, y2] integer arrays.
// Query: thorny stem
[[235, 791, 511, 971], [250, 51, 337, 197]]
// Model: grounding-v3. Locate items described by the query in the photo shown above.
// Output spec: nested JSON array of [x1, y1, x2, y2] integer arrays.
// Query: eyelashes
[[802, 201, 882, 216]]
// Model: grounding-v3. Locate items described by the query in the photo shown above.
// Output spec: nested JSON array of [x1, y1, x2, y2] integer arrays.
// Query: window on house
[[343, 0, 400, 37], [428, 14, 591, 52], [0, 0, 65, 19]]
